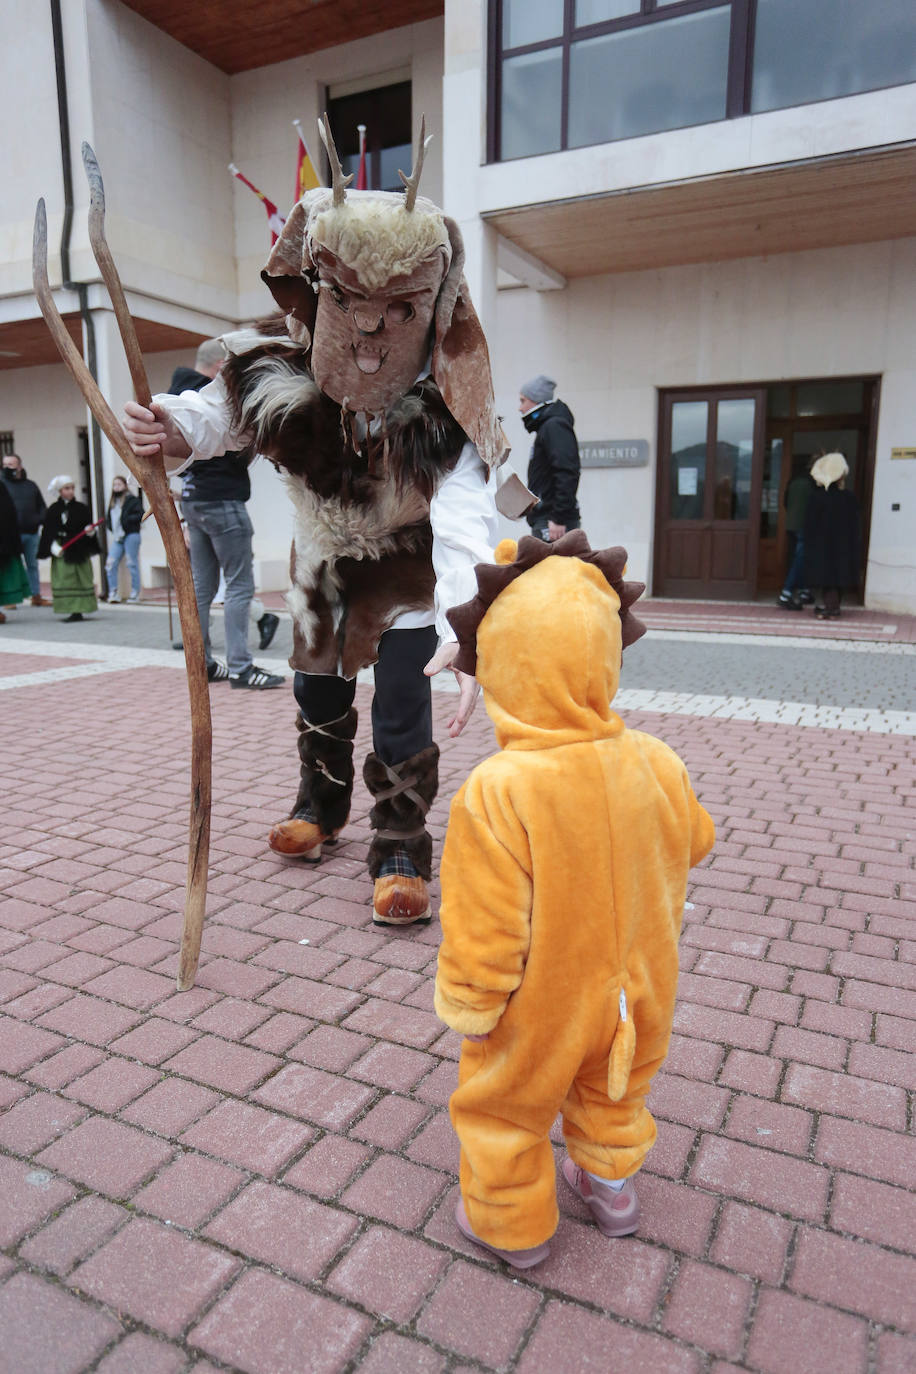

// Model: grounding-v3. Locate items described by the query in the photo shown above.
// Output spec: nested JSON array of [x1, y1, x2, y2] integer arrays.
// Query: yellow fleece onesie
[[435, 535, 715, 1251]]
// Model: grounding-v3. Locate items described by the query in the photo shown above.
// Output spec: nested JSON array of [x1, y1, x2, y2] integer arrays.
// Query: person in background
[[0, 477, 31, 623], [803, 451, 861, 620], [1, 452, 50, 606], [777, 458, 815, 610], [37, 476, 99, 623], [105, 473, 144, 603], [167, 340, 282, 688], [518, 375, 581, 543]]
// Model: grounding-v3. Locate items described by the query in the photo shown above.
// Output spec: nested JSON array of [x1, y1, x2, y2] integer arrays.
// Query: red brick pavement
[[0, 661, 914, 1372]]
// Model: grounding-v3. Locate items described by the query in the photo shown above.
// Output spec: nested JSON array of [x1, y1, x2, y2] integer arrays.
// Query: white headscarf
[[810, 452, 848, 489], [47, 474, 76, 498]]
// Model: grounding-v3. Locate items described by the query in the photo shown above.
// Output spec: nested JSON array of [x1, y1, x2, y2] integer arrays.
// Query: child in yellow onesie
[[435, 532, 715, 1270]]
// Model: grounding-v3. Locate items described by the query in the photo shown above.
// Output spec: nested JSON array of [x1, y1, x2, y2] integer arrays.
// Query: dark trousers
[[293, 625, 438, 767]]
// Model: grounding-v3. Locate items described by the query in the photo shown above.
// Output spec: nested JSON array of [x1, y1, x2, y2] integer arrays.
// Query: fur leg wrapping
[[291, 707, 358, 834], [364, 744, 439, 881]]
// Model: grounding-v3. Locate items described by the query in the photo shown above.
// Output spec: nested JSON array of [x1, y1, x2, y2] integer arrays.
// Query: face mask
[[3, 467, 21, 479], [310, 248, 445, 414]]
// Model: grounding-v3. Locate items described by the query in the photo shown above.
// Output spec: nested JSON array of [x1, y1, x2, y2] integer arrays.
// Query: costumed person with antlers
[[37, 476, 100, 622], [123, 118, 527, 928]]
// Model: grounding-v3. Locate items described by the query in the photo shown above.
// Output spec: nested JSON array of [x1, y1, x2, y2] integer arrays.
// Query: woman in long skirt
[[0, 479, 30, 623], [37, 476, 99, 622]]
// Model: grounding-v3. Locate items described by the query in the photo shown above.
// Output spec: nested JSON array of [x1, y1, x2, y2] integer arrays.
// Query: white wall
[[494, 236, 916, 612]]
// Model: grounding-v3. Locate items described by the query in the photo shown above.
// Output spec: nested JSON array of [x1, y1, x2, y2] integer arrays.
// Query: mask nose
[[353, 305, 383, 334]]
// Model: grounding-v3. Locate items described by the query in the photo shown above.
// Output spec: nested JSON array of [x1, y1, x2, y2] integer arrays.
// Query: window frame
[[488, 0, 910, 160]]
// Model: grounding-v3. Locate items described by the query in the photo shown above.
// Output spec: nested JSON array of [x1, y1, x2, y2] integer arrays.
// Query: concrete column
[[442, 0, 499, 340]]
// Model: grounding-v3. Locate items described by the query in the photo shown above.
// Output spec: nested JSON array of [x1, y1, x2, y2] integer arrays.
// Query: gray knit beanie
[[520, 374, 556, 406]]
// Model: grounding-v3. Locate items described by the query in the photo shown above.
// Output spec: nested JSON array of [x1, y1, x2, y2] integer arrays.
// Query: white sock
[[586, 1169, 626, 1192]]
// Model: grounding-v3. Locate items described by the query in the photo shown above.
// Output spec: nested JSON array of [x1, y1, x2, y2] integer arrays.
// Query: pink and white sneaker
[[562, 1158, 640, 1237], [454, 1199, 551, 1270]]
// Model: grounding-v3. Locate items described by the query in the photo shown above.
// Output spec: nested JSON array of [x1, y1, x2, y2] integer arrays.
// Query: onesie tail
[[607, 987, 637, 1102]]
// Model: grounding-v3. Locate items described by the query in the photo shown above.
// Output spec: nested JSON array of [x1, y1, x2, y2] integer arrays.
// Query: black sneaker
[[798, 589, 815, 605], [207, 660, 229, 682], [777, 593, 803, 611], [230, 663, 284, 690], [257, 612, 280, 650]]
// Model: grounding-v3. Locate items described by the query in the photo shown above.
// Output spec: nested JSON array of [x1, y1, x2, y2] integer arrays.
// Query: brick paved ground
[[0, 619, 914, 1372]]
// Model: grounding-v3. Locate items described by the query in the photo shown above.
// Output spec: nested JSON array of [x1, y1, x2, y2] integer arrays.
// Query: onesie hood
[[448, 532, 646, 750]]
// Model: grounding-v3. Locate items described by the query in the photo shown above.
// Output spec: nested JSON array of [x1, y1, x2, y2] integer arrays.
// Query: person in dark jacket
[[777, 461, 815, 610], [37, 476, 99, 622], [519, 375, 581, 542], [168, 340, 281, 687], [1, 453, 50, 604], [0, 478, 31, 623], [802, 452, 861, 620], [104, 473, 144, 603]]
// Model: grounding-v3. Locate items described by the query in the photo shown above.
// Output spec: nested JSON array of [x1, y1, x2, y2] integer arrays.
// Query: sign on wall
[[579, 440, 649, 468], [890, 447, 916, 460]]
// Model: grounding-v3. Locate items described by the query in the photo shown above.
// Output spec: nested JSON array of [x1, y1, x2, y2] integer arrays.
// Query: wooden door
[[654, 388, 766, 599]]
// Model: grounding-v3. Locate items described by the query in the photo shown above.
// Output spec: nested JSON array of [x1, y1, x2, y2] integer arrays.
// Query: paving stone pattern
[[0, 616, 914, 1372]]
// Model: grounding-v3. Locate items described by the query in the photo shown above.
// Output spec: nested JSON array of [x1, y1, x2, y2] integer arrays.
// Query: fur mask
[[261, 119, 508, 470]]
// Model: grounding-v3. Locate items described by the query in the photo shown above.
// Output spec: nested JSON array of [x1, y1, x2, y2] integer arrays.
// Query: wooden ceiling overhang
[[0, 315, 210, 373], [486, 144, 916, 280], [120, 0, 444, 74]]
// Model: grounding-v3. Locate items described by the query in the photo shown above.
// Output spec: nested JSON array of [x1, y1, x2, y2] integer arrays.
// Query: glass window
[[378, 143, 413, 194], [760, 437, 783, 538], [503, 0, 564, 48], [796, 381, 865, 417], [714, 398, 755, 521], [501, 49, 563, 159], [327, 81, 411, 193], [568, 8, 731, 146], [767, 385, 791, 419], [751, 0, 916, 113], [575, 0, 640, 26], [670, 400, 708, 520]]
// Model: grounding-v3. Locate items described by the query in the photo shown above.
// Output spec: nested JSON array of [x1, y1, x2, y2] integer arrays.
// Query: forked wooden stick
[[33, 166, 212, 992]]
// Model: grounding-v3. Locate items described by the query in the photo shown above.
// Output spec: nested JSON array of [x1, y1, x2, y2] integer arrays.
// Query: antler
[[318, 112, 353, 207], [33, 159, 212, 993], [399, 116, 432, 212]]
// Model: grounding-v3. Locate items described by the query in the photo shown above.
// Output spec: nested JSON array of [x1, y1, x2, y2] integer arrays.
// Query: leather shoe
[[31, 595, 52, 607], [257, 612, 280, 650], [372, 873, 431, 925], [268, 814, 342, 862]]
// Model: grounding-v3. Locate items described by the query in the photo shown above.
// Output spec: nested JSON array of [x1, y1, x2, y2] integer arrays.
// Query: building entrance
[[654, 377, 876, 600]]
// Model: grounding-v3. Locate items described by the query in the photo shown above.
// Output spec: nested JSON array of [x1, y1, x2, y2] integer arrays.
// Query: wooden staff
[[33, 149, 212, 992]]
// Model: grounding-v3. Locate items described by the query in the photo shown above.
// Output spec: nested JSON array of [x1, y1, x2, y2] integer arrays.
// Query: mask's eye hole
[[387, 300, 415, 324], [327, 283, 349, 312]]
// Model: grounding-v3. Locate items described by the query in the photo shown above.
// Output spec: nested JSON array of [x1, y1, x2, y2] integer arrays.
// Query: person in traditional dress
[[0, 477, 31, 623], [37, 476, 99, 622]]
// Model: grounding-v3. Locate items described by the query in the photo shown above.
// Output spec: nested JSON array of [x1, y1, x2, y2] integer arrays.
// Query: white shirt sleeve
[[429, 441, 499, 643], [154, 376, 248, 476]]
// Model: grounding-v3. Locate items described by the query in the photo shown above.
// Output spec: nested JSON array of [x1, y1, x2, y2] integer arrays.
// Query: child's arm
[[434, 779, 533, 1039]]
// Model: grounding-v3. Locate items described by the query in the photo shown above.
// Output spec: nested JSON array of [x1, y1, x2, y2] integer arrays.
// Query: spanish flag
[[293, 120, 321, 201]]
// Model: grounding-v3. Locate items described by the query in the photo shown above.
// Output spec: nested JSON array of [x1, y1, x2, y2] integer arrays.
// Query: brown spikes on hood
[[447, 530, 647, 679]]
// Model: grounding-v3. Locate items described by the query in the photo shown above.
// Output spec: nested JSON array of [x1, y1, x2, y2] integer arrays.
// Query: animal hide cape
[[221, 339, 467, 678]]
